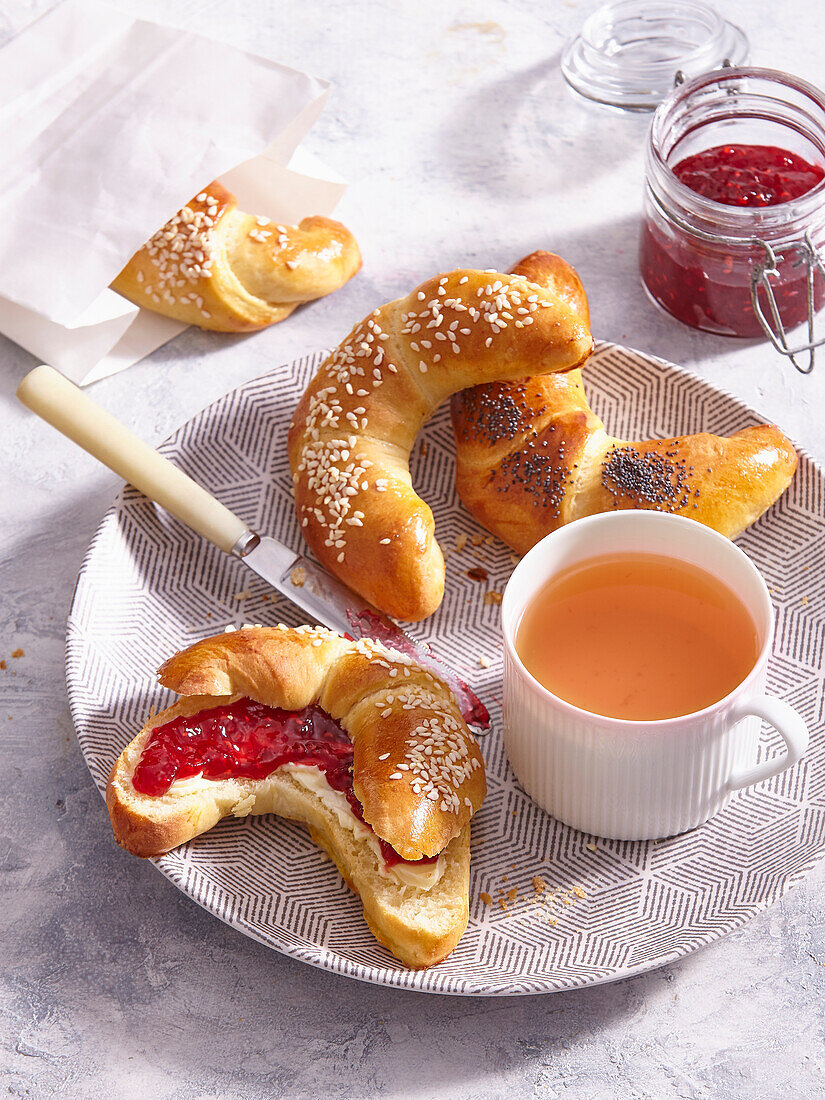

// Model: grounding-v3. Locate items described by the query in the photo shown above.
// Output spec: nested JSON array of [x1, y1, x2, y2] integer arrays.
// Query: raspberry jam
[[672, 144, 825, 207], [641, 68, 825, 339], [642, 144, 825, 336], [132, 698, 436, 869]]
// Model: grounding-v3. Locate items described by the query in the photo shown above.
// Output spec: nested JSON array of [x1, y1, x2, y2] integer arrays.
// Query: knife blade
[[237, 532, 376, 636], [17, 365, 489, 728], [238, 536, 489, 726]]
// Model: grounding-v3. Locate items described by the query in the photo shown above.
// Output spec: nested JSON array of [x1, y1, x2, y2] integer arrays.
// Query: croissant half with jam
[[106, 626, 486, 969]]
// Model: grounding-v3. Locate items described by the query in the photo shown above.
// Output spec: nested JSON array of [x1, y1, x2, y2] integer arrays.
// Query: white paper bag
[[0, 2, 347, 383]]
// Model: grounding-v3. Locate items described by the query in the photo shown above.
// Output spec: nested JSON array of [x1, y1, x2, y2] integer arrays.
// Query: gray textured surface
[[2, 0, 825, 1096]]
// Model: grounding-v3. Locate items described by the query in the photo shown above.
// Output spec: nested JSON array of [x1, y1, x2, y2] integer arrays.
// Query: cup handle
[[725, 696, 809, 792]]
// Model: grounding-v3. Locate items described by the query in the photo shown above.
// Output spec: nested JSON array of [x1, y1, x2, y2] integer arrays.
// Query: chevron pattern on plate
[[66, 342, 825, 996]]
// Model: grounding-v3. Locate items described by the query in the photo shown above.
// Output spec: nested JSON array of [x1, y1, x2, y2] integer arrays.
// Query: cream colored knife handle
[[17, 365, 251, 556]]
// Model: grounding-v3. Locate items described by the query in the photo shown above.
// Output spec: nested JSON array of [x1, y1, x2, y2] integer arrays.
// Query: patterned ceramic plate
[[66, 342, 825, 996]]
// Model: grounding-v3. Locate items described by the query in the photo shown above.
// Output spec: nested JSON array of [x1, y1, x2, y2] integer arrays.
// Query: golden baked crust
[[451, 253, 798, 552], [111, 181, 361, 332], [287, 267, 594, 620], [110, 626, 485, 862], [306, 821, 471, 969]]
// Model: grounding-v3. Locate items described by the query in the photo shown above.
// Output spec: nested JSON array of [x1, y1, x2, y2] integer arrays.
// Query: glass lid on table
[[561, 0, 748, 112]]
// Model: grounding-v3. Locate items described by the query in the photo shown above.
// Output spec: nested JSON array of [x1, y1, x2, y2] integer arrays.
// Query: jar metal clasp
[[750, 234, 825, 375]]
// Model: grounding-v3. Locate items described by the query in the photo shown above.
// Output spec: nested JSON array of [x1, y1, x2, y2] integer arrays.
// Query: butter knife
[[17, 365, 489, 727]]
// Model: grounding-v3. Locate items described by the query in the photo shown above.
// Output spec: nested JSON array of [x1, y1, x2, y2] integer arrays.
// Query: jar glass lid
[[561, 0, 749, 112]]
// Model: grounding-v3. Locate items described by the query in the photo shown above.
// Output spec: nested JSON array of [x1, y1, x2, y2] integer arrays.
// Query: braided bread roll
[[107, 627, 486, 968], [112, 181, 361, 332], [288, 268, 593, 620], [451, 252, 798, 553]]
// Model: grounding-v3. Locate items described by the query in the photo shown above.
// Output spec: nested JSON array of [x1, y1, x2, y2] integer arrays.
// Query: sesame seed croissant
[[108, 626, 485, 862], [287, 268, 594, 621], [111, 181, 361, 332], [450, 252, 798, 553], [106, 626, 486, 968]]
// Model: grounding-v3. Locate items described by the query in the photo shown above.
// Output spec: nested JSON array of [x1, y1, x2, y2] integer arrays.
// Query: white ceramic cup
[[501, 511, 809, 840]]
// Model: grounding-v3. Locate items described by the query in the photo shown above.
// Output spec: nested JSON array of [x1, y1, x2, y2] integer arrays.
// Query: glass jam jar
[[640, 68, 825, 338]]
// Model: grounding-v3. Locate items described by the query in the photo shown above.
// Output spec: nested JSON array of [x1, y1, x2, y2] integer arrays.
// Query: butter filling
[[153, 763, 446, 890], [283, 764, 446, 890]]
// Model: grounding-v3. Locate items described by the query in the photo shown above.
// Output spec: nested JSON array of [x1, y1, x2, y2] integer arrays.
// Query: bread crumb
[[498, 897, 508, 911], [467, 566, 489, 582], [234, 591, 252, 601], [573, 886, 586, 899], [506, 887, 518, 904], [532, 876, 546, 895], [0, 660, 5, 670], [455, 533, 467, 552], [470, 533, 485, 546], [480, 892, 492, 906], [501, 874, 508, 882], [290, 566, 307, 588], [11, 648, 24, 659], [547, 916, 557, 925], [421, 441, 428, 457], [484, 591, 503, 606], [586, 842, 598, 852], [478, 655, 491, 668], [801, 595, 808, 606]]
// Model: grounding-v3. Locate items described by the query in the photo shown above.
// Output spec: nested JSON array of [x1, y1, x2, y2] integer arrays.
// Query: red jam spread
[[672, 144, 825, 207], [641, 143, 825, 336], [132, 698, 436, 870]]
